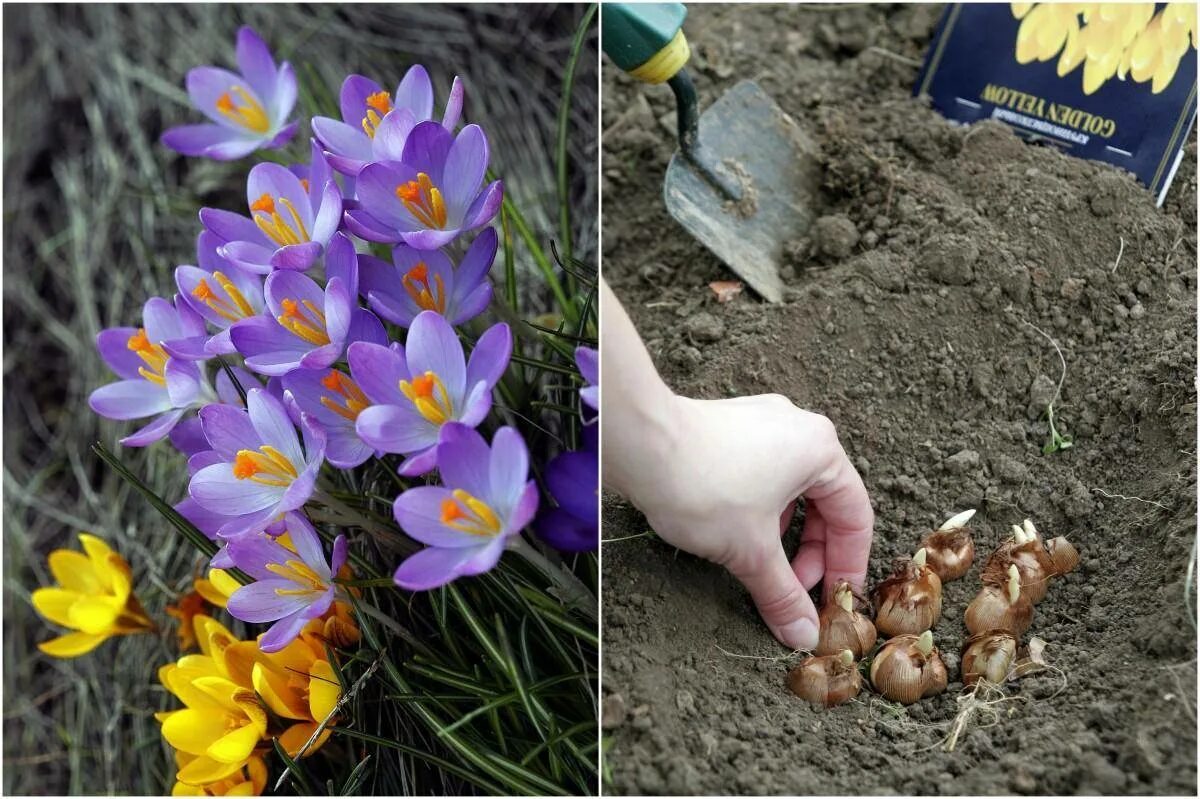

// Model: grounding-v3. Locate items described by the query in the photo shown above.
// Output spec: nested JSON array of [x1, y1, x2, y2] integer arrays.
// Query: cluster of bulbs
[[1012, 2, 1196, 95], [788, 510, 1080, 708]]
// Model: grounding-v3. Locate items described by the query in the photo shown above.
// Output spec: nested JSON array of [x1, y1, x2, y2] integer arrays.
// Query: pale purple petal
[[442, 77, 464, 129], [266, 122, 298, 150], [247, 388, 303, 466], [170, 417, 210, 457], [400, 121, 453, 185], [270, 242, 323, 271], [186, 67, 261, 129], [394, 485, 488, 547], [441, 125, 488, 218], [346, 308, 388, 348], [397, 446, 439, 477], [162, 124, 257, 158], [220, 240, 275, 275], [225, 533, 294, 580], [247, 163, 312, 230], [309, 181, 343, 246], [164, 358, 202, 406], [191, 463, 283, 515], [259, 610, 311, 652], [372, 107, 416, 161], [270, 63, 298, 123], [284, 513, 325, 572], [406, 311, 466, 399], [227, 580, 309, 623], [466, 322, 512, 389], [347, 342, 408, 405], [89, 380, 171, 420], [312, 117, 371, 170], [454, 284, 492, 326], [461, 181, 503, 230], [435, 422, 492, 498], [394, 544, 490, 590], [489, 426, 530, 510], [236, 27, 277, 103], [121, 408, 187, 447], [96, 327, 144, 380], [331, 536, 347, 575], [400, 227, 462, 251], [457, 381, 492, 428], [508, 481, 540, 535], [339, 74, 385, 126], [200, 208, 267, 246], [395, 65, 434, 121], [355, 404, 436, 454], [199, 403, 257, 460], [343, 209, 404, 244]]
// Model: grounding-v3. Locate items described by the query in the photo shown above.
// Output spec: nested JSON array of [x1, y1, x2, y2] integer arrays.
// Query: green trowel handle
[[602, 3, 690, 84]]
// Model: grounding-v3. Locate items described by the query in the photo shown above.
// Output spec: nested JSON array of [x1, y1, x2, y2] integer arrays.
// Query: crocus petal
[[247, 163, 312, 231], [395, 65, 434, 121], [169, 416, 211, 457], [89, 380, 171, 420], [489, 426, 531, 510], [199, 403, 257, 460], [442, 77, 464, 130], [121, 408, 187, 447], [508, 481, 540, 535], [343, 209, 403, 244], [270, 242, 323, 272], [266, 122, 299, 150], [372, 107, 417, 161], [309, 181, 343, 246], [457, 381, 492, 428], [319, 420, 372, 468], [400, 121, 453, 185], [186, 67, 263, 129], [347, 342, 408, 405], [453, 283, 492, 326], [442, 124, 489, 218], [457, 227, 498, 287], [355, 404, 436, 454], [312, 117, 371, 168], [438, 423, 494, 499], [176, 497, 229, 540], [546, 451, 597, 520], [535, 508, 597, 552], [461, 180, 504, 230], [164, 358, 202, 406], [236, 27, 278, 103], [227, 579, 310, 623], [339, 74, 385, 126], [346, 308, 388, 348], [200, 208, 267, 246], [207, 721, 263, 764], [393, 544, 493, 591], [331, 536, 348, 575], [283, 514, 325, 572], [354, 162, 418, 229], [406, 311, 466, 399], [466, 322, 512, 390], [190, 463, 282, 515], [397, 445, 439, 477], [270, 63, 298, 124], [247, 389, 304, 468], [96, 327, 145, 380], [323, 232, 358, 292], [259, 611, 310, 653], [400, 227, 463, 251], [220, 241, 276, 275], [162, 124, 257, 158], [264, 269, 326, 319]]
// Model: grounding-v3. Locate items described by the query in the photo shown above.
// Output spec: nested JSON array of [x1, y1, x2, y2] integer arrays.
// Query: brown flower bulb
[[869, 631, 948, 705], [961, 630, 1018, 686], [816, 581, 877, 658], [873, 548, 943, 637], [983, 524, 1053, 604], [919, 509, 977, 582], [787, 649, 862, 708], [1046, 536, 1080, 576], [965, 564, 1034, 636]]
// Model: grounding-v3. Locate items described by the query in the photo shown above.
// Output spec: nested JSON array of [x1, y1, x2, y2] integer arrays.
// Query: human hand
[[610, 393, 874, 651]]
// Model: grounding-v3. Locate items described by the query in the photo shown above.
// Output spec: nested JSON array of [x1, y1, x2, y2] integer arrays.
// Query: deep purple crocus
[[89, 296, 215, 446], [535, 447, 598, 553], [576, 346, 598, 412], [281, 365, 376, 469], [312, 67, 464, 177], [161, 27, 297, 160], [393, 423, 538, 590], [209, 143, 343, 274], [345, 121, 503, 250], [174, 231, 265, 358], [229, 232, 386, 376], [188, 388, 326, 537], [349, 311, 511, 476], [359, 227, 496, 328], [225, 512, 347, 652]]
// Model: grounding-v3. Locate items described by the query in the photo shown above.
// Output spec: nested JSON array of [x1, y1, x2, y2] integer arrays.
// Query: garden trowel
[[603, 2, 820, 303]]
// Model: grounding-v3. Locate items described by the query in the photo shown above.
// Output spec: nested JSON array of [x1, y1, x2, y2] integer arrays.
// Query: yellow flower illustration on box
[[1012, 2, 1196, 94], [31, 533, 154, 657]]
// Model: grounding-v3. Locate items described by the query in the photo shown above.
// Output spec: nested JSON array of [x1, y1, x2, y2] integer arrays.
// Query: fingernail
[[776, 618, 818, 650]]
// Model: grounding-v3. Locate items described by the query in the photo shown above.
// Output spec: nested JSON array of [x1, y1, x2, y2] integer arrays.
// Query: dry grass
[[2, 4, 596, 794]]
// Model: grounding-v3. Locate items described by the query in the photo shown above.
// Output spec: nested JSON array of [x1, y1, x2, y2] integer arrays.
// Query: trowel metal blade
[[664, 80, 820, 303]]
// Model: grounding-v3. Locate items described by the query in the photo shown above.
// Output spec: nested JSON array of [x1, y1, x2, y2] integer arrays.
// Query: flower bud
[[869, 630, 948, 705], [965, 564, 1034, 636], [1046, 536, 1080, 576], [816, 580, 877, 658], [787, 649, 862, 708], [983, 524, 1054, 603], [961, 630, 1018, 686], [919, 509, 976, 582], [872, 548, 943, 637]]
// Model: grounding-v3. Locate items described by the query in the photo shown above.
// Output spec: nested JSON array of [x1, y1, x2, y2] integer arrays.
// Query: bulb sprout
[[913, 547, 927, 568], [836, 589, 853, 612], [916, 630, 933, 656], [1023, 518, 1038, 538], [1007, 564, 1020, 603], [838, 649, 854, 666], [938, 508, 977, 531]]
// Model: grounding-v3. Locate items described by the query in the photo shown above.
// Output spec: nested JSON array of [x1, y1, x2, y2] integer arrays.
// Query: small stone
[[924, 233, 979, 285], [991, 454, 1030, 483], [1129, 303, 1145, 319], [675, 690, 696, 714], [944, 449, 981, 474], [814, 214, 860, 259], [601, 693, 627, 730], [685, 312, 725, 344]]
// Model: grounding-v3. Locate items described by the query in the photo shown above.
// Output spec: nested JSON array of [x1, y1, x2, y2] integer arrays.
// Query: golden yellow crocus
[[172, 753, 267, 796], [194, 568, 241, 608], [31, 533, 154, 658], [249, 635, 342, 757]]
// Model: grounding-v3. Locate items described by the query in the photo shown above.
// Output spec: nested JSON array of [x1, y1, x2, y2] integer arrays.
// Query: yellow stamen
[[277, 298, 330, 346], [318, 370, 370, 422], [401, 262, 447, 312], [190, 271, 254, 323], [361, 92, 393, 139], [126, 328, 169, 387], [398, 370, 454, 425], [394, 172, 448, 229], [267, 559, 328, 595], [439, 489, 502, 537], [232, 446, 299, 487], [252, 194, 311, 248], [215, 86, 270, 134]]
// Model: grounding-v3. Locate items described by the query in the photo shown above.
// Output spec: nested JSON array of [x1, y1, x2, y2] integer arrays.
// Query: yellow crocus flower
[[31, 533, 153, 658], [194, 568, 241, 608], [248, 635, 342, 757]]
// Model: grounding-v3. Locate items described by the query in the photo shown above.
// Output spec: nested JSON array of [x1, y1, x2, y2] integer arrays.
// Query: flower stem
[[510, 536, 597, 621]]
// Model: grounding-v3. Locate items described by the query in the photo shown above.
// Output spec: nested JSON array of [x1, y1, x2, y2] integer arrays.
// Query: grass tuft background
[[2, 4, 597, 794]]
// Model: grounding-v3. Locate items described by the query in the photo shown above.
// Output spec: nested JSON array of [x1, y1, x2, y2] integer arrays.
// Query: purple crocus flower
[[188, 388, 326, 538], [169, 365, 259, 458], [161, 27, 297, 160], [89, 296, 214, 446], [209, 143, 343, 274], [345, 121, 503, 250], [230, 232, 386, 376], [349, 310, 511, 476], [174, 231, 265, 357], [281, 366, 376, 469], [359, 227, 496, 328], [393, 423, 538, 590], [535, 446, 598, 553], [576, 346, 598, 412], [225, 512, 347, 652], [312, 67, 464, 177]]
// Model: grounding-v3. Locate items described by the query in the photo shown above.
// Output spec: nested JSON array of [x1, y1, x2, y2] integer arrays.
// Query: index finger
[[803, 449, 874, 602]]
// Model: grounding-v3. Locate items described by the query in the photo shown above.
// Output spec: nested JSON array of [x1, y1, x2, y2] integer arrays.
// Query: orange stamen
[[251, 193, 275, 214], [366, 91, 393, 114], [440, 498, 466, 524]]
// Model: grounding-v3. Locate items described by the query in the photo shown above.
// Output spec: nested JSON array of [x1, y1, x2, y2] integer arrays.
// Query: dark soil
[[601, 4, 1197, 795]]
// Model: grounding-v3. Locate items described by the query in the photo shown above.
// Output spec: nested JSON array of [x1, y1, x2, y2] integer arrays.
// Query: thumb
[[727, 538, 820, 651]]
